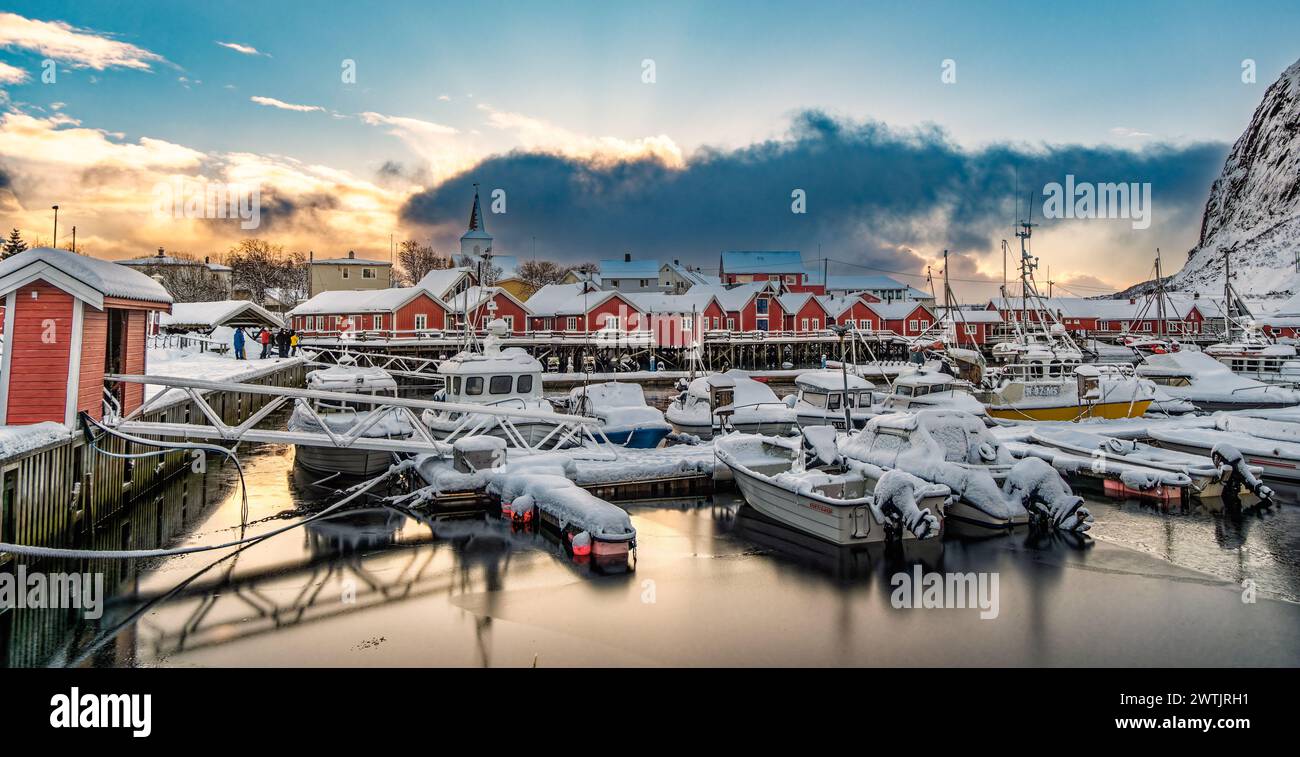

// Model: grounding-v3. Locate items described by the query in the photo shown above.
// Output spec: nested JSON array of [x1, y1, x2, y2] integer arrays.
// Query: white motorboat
[[288, 366, 414, 476], [880, 363, 987, 416], [1137, 350, 1300, 411], [563, 381, 672, 448], [715, 428, 946, 545], [1147, 413, 1299, 487], [422, 320, 573, 447], [787, 370, 876, 430], [837, 410, 1092, 531], [1203, 322, 1298, 383], [665, 369, 796, 439]]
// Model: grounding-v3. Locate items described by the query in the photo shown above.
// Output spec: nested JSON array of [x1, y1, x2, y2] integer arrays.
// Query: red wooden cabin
[[0, 248, 172, 426]]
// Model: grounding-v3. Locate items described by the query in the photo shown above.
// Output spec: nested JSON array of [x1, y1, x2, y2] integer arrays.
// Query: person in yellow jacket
[[289, 330, 300, 356]]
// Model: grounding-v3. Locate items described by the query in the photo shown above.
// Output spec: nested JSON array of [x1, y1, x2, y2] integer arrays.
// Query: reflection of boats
[[1137, 350, 1300, 411], [288, 366, 412, 475], [563, 382, 671, 448], [305, 507, 406, 554], [716, 429, 946, 546], [665, 369, 796, 438], [422, 320, 572, 447], [787, 370, 876, 430], [839, 410, 1092, 531]]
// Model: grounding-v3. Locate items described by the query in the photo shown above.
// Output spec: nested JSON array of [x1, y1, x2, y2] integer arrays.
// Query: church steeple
[[466, 183, 486, 233], [459, 182, 493, 260]]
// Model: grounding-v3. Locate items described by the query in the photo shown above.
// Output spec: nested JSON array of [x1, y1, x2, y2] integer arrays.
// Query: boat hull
[[985, 399, 1152, 421], [602, 424, 672, 448], [294, 444, 397, 477], [1150, 438, 1300, 484]]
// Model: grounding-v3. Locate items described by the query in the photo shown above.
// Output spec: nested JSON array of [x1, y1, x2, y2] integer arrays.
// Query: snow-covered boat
[[1024, 425, 1256, 500], [422, 320, 572, 447], [288, 366, 414, 476], [715, 428, 946, 545], [1137, 350, 1300, 411], [563, 381, 672, 448], [1203, 322, 1298, 383], [665, 369, 796, 439], [880, 363, 987, 416], [1147, 414, 1300, 486], [837, 410, 1092, 531], [979, 362, 1155, 421], [786, 370, 876, 430]]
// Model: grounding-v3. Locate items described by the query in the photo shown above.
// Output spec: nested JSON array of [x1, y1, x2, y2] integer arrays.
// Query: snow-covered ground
[[146, 344, 305, 406]]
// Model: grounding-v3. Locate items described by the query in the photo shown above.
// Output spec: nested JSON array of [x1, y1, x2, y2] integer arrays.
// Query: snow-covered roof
[[0, 247, 172, 307], [312, 254, 391, 266], [160, 299, 284, 329], [661, 261, 716, 286], [796, 370, 874, 390], [117, 254, 231, 273], [817, 273, 909, 292], [525, 283, 623, 316], [721, 250, 805, 275], [288, 287, 437, 315], [905, 287, 933, 300], [417, 267, 474, 299], [872, 301, 933, 319], [988, 295, 1203, 320], [778, 292, 826, 314], [947, 309, 1004, 323], [600, 258, 661, 279], [816, 293, 869, 317], [625, 290, 716, 314], [692, 281, 774, 312], [446, 285, 531, 315]]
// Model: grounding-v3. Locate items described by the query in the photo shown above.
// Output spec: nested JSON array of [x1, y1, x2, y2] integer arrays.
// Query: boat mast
[[1154, 249, 1165, 340]]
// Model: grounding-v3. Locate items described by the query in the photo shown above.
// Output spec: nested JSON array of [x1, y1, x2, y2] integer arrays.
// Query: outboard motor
[[1212, 444, 1274, 505]]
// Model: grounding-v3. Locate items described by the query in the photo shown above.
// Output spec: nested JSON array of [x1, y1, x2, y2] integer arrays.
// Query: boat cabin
[[437, 322, 543, 407], [794, 371, 874, 413], [305, 366, 399, 412]]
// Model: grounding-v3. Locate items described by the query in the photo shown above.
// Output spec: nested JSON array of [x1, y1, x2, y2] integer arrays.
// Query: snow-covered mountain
[[1171, 57, 1300, 297]]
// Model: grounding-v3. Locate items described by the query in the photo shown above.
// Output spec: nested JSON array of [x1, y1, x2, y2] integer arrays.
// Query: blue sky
[[1, 1, 1297, 294]]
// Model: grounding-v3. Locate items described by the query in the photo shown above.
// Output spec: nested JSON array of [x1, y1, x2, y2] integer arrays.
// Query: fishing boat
[[1147, 414, 1300, 486], [288, 365, 414, 476], [1202, 322, 1299, 383], [837, 410, 1092, 531], [1137, 350, 1300, 411], [979, 361, 1155, 421], [880, 362, 988, 416], [422, 320, 573, 447], [787, 370, 877, 430], [715, 428, 946, 545], [563, 381, 672, 448], [1024, 425, 1254, 500], [665, 369, 797, 439]]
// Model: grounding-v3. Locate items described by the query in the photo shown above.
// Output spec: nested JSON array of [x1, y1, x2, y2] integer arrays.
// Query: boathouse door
[[104, 308, 127, 415]]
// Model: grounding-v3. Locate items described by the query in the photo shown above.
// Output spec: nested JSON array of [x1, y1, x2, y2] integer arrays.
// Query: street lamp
[[51, 205, 59, 249]]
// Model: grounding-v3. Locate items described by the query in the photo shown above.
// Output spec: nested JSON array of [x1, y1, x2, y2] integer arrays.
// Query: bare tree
[[516, 259, 568, 296], [227, 239, 305, 307], [127, 251, 229, 302], [395, 240, 452, 286]]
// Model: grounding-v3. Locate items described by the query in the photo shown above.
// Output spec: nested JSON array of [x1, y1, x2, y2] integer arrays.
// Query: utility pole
[[71, 226, 76, 253], [51, 205, 59, 249]]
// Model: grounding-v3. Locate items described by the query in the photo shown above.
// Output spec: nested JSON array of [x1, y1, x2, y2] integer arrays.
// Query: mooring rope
[[0, 461, 410, 559]]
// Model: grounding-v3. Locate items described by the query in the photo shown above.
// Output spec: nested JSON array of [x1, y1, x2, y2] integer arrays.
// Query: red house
[[949, 310, 1004, 345], [778, 292, 830, 332], [627, 291, 725, 347], [525, 283, 646, 333], [0, 248, 172, 426], [709, 281, 785, 331], [290, 287, 449, 338], [817, 294, 884, 331], [873, 301, 936, 337], [446, 286, 532, 335]]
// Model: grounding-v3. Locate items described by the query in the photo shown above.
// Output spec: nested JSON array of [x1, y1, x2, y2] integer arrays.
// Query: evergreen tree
[[1, 228, 28, 259]]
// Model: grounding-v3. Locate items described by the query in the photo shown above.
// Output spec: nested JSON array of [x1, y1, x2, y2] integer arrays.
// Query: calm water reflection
[[5, 426, 1300, 667]]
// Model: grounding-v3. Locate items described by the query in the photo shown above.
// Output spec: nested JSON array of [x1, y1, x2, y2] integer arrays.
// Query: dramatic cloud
[[0, 60, 27, 84], [0, 106, 403, 258], [401, 110, 1227, 295], [215, 41, 268, 57], [0, 12, 166, 71], [250, 96, 323, 113]]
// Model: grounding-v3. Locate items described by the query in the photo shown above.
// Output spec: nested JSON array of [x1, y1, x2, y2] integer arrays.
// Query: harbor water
[[5, 402, 1299, 668]]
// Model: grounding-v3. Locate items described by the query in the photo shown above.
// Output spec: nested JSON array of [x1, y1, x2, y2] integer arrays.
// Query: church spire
[[467, 183, 486, 233]]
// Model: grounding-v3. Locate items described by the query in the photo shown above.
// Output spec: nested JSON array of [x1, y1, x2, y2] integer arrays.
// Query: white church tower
[[459, 184, 493, 260]]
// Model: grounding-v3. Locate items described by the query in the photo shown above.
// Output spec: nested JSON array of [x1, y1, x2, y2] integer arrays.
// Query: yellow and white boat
[[979, 362, 1154, 421]]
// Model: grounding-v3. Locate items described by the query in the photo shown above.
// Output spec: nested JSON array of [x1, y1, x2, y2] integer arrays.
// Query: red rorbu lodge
[[0, 247, 173, 426]]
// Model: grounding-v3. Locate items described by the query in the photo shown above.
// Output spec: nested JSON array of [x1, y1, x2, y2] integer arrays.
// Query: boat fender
[[571, 531, 592, 557]]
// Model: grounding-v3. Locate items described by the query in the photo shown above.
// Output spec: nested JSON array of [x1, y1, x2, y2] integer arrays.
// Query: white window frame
[[362, 268, 376, 279], [604, 315, 621, 330], [503, 315, 514, 332], [342, 267, 350, 279], [566, 316, 578, 331], [414, 313, 428, 331], [964, 324, 978, 335], [726, 317, 735, 330], [908, 319, 919, 332], [801, 318, 809, 331], [372, 314, 383, 330], [682, 315, 694, 331]]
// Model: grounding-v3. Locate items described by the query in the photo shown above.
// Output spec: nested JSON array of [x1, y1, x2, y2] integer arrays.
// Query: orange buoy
[[571, 530, 592, 557]]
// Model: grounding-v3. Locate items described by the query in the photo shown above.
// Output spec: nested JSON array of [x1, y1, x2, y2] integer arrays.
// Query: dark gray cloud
[[401, 110, 1228, 276]]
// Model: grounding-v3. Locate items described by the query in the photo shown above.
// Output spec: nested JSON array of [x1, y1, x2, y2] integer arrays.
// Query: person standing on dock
[[275, 328, 290, 358], [289, 330, 300, 356], [258, 327, 271, 359], [233, 327, 246, 360]]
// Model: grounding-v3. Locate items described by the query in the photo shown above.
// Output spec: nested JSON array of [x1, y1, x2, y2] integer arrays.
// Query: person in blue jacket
[[233, 327, 246, 360]]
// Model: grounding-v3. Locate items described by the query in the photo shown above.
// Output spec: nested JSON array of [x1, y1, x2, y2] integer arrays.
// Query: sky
[[0, 0, 1297, 299]]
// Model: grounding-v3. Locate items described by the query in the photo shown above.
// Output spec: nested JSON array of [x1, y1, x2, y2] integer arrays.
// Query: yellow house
[[308, 250, 393, 297]]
